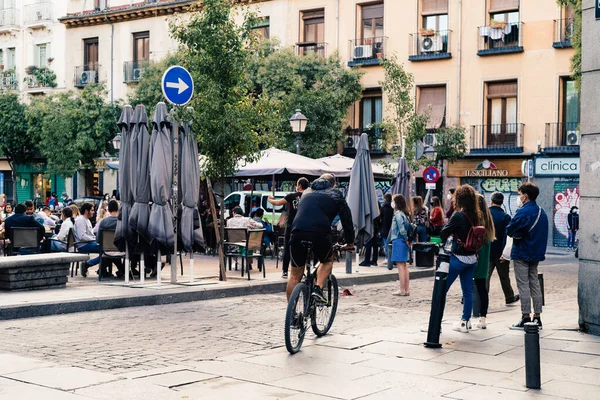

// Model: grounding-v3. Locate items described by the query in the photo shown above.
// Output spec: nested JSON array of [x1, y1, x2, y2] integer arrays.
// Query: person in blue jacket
[[507, 182, 548, 330]]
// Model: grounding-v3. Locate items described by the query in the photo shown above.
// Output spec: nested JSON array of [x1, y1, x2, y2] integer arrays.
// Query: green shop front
[[14, 163, 65, 205]]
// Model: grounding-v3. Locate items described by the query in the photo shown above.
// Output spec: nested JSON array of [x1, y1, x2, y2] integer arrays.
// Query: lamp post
[[112, 134, 121, 196], [289, 109, 308, 155]]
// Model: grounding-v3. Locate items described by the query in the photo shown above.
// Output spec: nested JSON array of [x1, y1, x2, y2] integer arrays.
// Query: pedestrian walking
[[567, 206, 579, 251], [389, 194, 412, 295], [474, 194, 496, 329], [379, 193, 394, 260], [445, 188, 456, 220], [359, 207, 381, 267], [488, 192, 520, 305], [412, 196, 429, 243], [507, 182, 548, 330], [440, 184, 485, 333]]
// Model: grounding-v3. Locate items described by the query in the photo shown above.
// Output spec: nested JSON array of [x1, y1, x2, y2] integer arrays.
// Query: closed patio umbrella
[[115, 105, 134, 252], [390, 156, 411, 200]]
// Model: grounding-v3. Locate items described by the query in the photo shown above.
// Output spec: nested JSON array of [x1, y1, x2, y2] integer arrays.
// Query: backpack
[[456, 212, 486, 253]]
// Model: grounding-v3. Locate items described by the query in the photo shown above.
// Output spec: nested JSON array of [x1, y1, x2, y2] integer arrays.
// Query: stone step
[[0, 276, 68, 290]]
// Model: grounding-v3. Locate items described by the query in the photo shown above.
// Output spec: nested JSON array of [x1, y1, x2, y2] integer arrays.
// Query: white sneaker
[[477, 317, 487, 329], [453, 320, 471, 333]]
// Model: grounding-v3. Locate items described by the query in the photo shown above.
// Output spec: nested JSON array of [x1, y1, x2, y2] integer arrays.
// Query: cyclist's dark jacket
[[291, 178, 355, 244]]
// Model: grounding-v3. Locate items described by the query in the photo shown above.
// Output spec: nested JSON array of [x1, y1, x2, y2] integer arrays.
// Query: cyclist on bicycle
[[289, 173, 355, 303]]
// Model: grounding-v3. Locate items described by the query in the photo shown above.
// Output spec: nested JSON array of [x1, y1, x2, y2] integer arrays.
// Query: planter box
[[0, 253, 89, 290]]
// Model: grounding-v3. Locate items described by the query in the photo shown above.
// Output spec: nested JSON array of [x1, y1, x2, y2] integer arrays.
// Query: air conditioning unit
[[566, 130, 580, 146], [80, 70, 97, 85], [424, 133, 437, 147], [346, 137, 354, 148], [353, 45, 372, 59], [36, 11, 42, 20], [420, 36, 443, 53], [132, 68, 143, 81]]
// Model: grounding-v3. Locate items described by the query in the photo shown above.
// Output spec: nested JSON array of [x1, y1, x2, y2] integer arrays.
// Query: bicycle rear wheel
[[285, 282, 308, 354], [311, 274, 339, 337]]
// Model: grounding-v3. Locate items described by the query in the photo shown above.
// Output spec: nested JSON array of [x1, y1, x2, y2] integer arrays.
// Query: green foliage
[[433, 125, 467, 164], [249, 47, 363, 158], [128, 54, 183, 111], [0, 93, 32, 166], [26, 84, 120, 179], [557, 0, 581, 90], [24, 66, 57, 88]]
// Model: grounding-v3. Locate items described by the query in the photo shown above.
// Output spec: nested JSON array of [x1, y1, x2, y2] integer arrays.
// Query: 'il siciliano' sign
[[534, 157, 580, 177]]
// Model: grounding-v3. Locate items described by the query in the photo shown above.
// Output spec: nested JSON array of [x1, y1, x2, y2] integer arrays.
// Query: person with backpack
[[440, 184, 486, 333], [507, 182, 548, 330], [473, 194, 496, 329], [389, 194, 413, 295]]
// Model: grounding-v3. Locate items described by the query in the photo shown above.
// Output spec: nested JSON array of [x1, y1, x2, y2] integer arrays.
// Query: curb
[[0, 268, 434, 321]]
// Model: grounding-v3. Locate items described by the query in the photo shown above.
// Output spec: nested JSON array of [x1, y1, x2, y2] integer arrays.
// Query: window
[[486, 81, 518, 145], [133, 32, 149, 62], [302, 9, 324, 43], [361, 3, 383, 40], [0, 50, 4, 68], [251, 17, 270, 40], [6, 47, 15, 70], [417, 86, 446, 130], [421, 0, 448, 31], [94, 0, 106, 11], [35, 43, 49, 68], [561, 78, 579, 128], [224, 194, 240, 210], [83, 38, 98, 69], [360, 89, 383, 129], [489, 0, 519, 22]]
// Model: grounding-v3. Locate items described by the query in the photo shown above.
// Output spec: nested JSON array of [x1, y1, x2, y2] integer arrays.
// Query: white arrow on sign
[[166, 77, 189, 95]]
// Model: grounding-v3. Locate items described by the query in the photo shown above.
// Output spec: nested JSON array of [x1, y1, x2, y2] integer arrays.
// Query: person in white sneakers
[[473, 194, 496, 329]]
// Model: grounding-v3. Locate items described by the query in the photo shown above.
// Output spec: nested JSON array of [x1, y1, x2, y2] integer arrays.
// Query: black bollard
[[524, 322, 541, 389], [538, 273, 545, 306], [424, 250, 449, 348]]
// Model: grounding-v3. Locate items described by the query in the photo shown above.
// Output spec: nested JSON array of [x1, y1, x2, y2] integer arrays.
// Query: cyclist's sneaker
[[312, 285, 327, 305]]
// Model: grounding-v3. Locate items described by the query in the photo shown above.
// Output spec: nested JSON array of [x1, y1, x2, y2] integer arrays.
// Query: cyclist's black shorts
[[289, 230, 334, 268]]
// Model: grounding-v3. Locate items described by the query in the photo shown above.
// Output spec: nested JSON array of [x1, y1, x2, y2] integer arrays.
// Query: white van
[[223, 191, 289, 223]]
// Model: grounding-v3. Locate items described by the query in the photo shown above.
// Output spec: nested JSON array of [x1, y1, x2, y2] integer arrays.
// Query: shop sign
[[447, 158, 524, 178], [534, 157, 579, 177]]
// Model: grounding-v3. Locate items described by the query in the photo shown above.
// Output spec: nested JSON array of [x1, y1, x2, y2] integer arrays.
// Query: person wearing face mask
[[506, 182, 548, 330], [567, 206, 579, 251], [445, 188, 456, 220]]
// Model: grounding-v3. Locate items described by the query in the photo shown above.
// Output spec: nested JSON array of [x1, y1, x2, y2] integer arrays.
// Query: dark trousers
[[282, 227, 292, 274], [474, 278, 489, 317], [487, 257, 516, 302], [363, 236, 379, 264]]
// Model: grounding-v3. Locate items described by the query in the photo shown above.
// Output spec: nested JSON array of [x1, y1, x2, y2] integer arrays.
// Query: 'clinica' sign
[[534, 157, 580, 177]]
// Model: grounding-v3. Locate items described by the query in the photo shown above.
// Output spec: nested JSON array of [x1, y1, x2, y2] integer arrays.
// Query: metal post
[[171, 120, 179, 284], [189, 252, 194, 283], [156, 249, 161, 285], [140, 253, 145, 284], [296, 133, 300, 155], [524, 322, 541, 389], [424, 250, 449, 348], [345, 250, 352, 274], [125, 244, 130, 284]]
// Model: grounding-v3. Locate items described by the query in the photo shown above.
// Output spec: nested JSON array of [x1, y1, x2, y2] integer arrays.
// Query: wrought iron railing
[[348, 37, 387, 66], [296, 42, 327, 58], [342, 127, 386, 156], [0, 71, 17, 91], [470, 123, 525, 153], [477, 22, 523, 55], [24, 68, 57, 89], [123, 60, 148, 83], [553, 18, 574, 48], [409, 30, 451, 61], [74, 64, 99, 88], [545, 122, 580, 153], [24, 2, 52, 24]]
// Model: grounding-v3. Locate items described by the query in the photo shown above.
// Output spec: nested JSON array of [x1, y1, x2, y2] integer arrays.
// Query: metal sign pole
[[171, 119, 179, 284]]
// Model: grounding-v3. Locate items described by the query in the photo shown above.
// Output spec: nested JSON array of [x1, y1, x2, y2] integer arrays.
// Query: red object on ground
[[342, 288, 353, 296]]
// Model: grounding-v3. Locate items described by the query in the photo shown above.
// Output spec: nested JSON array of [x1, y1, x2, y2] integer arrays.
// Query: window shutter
[[418, 86, 447, 129], [362, 4, 384, 20], [421, 0, 448, 16], [302, 10, 324, 20], [487, 81, 518, 99], [489, 0, 519, 13]]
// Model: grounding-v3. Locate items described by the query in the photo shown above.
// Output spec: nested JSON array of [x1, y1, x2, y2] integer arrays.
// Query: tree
[[27, 84, 120, 196], [128, 53, 182, 111], [0, 93, 34, 203], [249, 46, 363, 158], [170, 0, 281, 280], [558, 0, 581, 90]]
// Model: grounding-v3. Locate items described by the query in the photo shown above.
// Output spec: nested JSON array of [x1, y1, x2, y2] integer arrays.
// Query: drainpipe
[[456, 0, 462, 125], [335, 0, 340, 50], [104, 13, 114, 104]]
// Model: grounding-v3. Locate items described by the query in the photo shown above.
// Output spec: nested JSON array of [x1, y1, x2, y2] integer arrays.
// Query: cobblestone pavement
[[0, 254, 578, 377]]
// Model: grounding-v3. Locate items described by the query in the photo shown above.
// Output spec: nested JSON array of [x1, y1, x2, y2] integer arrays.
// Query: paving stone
[[359, 340, 453, 360], [352, 370, 470, 396], [174, 376, 297, 399], [298, 344, 377, 364], [444, 340, 516, 356], [74, 379, 183, 400], [562, 341, 600, 356], [134, 369, 216, 388], [357, 355, 461, 376], [544, 331, 600, 343], [6, 366, 120, 391], [484, 334, 573, 351], [0, 379, 94, 400], [0, 353, 56, 375], [193, 359, 302, 384], [538, 363, 600, 386], [582, 356, 600, 369], [439, 367, 515, 388], [501, 348, 599, 367], [283, 394, 338, 400], [314, 334, 381, 350], [357, 387, 445, 399], [445, 384, 560, 399], [269, 373, 390, 400], [117, 366, 189, 379], [538, 379, 600, 400], [431, 351, 524, 373], [492, 367, 553, 392]]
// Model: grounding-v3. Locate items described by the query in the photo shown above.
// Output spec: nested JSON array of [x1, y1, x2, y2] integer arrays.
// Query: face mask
[[447, 194, 452, 200], [516, 197, 523, 208]]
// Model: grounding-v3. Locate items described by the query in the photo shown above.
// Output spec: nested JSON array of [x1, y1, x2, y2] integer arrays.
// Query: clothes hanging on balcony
[[480, 24, 512, 42]]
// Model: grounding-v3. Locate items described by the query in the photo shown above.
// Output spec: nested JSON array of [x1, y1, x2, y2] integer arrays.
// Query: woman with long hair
[[412, 196, 428, 243], [429, 196, 444, 235], [440, 184, 483, 332], [389, 194, 412, 295], [51, 207, 76, 252], [69, 204, 80, 218], [473, 194, 496, 329]]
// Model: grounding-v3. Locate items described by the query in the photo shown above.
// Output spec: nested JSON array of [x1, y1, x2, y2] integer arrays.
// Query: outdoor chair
[[9, 227, 43, 255], [99, 229, 126, 282], [48, 228, 80, 277], [275, 235, 286, 270], [224, 227, 247, 271], [244, 229, 266, 280]]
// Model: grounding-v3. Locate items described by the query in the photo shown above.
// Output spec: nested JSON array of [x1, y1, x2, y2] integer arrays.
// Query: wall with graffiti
[[461, 178, 523, 216], [553, 181, 580, 247]]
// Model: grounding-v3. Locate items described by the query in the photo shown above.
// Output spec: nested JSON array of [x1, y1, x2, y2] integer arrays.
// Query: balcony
[[0, 7, 16, 32], [0, 70, 18, 91], [544, 122, 580, 154], [409, 30, 452, 61], [342, 127, 386, 157], [295, 42, 327, 58], [24, 2, 52, 28], [470, 123, 525, 154], [24, 67, 57, 92], [348, 37, 387, 67], [553, 18, 574, 48], [123, 61, 148, 84], [74, 64, 99, 88], [477, 22, 523, 56]]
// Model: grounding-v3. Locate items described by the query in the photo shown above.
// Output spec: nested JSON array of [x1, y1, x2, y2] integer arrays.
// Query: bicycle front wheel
[[311, 274, 339, 337], [285, 282, 308, 354]]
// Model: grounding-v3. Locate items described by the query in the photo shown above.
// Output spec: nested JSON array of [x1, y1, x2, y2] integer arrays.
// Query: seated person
[[4, 203, 45, 254], [73, 202, 101, 277], [226, 206, 262, 270], [96, 200, 125, 278], [252, 208, 274, 248], [50, 207, 75, 252], [36, 206, 57, 228]]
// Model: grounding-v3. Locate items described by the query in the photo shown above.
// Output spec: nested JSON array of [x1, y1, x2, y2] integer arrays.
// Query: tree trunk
[[10, 163, 17, 204], [207, 177, 226, 281]]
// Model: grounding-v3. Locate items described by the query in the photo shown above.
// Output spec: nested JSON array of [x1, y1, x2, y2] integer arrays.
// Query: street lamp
[[289, 109, 308, 155], [112, 134, 122, 151]]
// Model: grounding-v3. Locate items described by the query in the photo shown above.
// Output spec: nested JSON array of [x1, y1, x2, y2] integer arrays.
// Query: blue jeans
[[446, 254, 477, 321], [77, 242, 101, 267], [50, 241, 66, 252], [416, 225, 427, 243], [381, 237, 389, 259], [567, 230, 577, 248]]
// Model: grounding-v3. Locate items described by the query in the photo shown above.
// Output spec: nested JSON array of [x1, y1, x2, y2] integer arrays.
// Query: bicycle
[[284, 241, 349, 354]]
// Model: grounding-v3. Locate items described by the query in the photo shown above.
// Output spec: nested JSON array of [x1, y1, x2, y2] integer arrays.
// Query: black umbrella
[[115, 105, 134, 252], [179, 118, 203, 253]]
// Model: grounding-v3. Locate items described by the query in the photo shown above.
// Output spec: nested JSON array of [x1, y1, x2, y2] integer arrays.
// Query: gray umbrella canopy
[[115, 105, 134, 250], [128, 104, 152, 252], [346, 133, 380, 248], [148, 102, 175, 252], [390, 156, 411, 200], [179, 119, 203, 252]]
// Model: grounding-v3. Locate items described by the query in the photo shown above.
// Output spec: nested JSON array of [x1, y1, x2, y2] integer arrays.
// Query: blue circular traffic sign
[[161, 66, 194, 105], [423, 166, 440, 183]]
